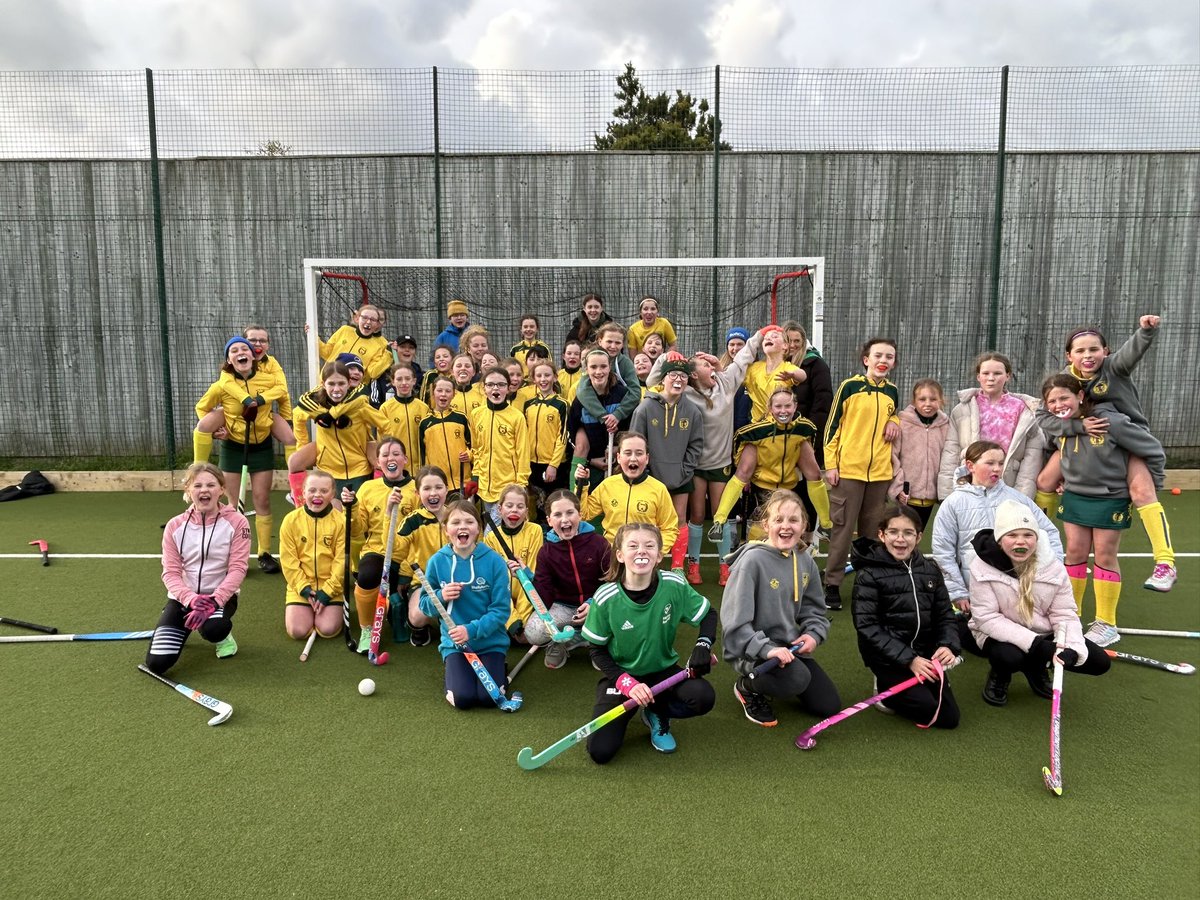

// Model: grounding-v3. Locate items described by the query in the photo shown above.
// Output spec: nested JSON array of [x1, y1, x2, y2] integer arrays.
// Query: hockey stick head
[[369, 650, 390, 666], [550, 625, 578, 643], [207, 703, 234, 726], [1042, 766, 1062, 796], [795, 735, 816, 751], [516, 747, 537, 769], [499, 691, 524, 713]]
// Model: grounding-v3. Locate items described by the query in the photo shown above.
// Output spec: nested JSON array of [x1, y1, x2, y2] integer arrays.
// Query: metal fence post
[[987, 65, 1009, 349], [432, 66, 444, 307], [145, 68, 176, 469], [711, 65, 721, 351]]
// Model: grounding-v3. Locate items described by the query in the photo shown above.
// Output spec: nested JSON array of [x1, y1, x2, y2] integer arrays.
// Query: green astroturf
[[1, 493, 1197, 898]]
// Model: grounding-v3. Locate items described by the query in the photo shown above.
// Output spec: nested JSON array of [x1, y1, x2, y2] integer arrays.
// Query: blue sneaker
[[640, 708, 676, 753]]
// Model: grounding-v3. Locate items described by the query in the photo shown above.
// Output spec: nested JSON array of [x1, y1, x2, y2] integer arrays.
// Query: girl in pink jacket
[[967, 500, 1110, 707], [889, 379, 949, 530], [147, 463, 251, 674]]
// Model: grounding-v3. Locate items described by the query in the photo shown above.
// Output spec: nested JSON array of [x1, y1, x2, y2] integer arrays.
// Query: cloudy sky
[[2, 0, 1196, 70]]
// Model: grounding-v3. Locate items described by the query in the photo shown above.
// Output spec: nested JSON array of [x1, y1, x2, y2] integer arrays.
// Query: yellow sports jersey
[[468, 402, 531, 503], [256, 354, 293, 423], [523, 393, 569, 466], [450, 383, 486, 418], [557, 367, 583, 404], [394, 508, 447, 585], [418, 408, 472, 490], [318, 325, 393, 380], [350, 476, 418, 557], [279, 506, 346, 604], [293, 393, 388, 479], [378, 395, 431, 467], [626, 318, 678, 354], [484, 520, 545, 630], [513, 384, 537, 409], [195, 366, 289, 444], [510, 339, 551, 369], [824, 375, 900, 482], [420, 369, 450, 406], [579, 471, 678, 547], [744, 359, 804, 423], [734, 416, 818, 491]]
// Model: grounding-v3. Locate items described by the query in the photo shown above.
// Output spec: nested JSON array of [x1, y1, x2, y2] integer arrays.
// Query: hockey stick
[[517, 656, 716, 770], [367, 504, 400, 666], [339, 502, 357, 652], [236, 435, 250, 517], [508, 644, 541, 685], [411, 565, 522, 712], [482, 514, 576, 644], [1106, 649, 1196, 675], [746, 642, 806, 684], [606, 430, 614, 478], [138, 663, 232, 726], [1115, 627, 1200, 640], [299, 628, 317, 662], [1043, 624, 1066, 796], [0, 630, 153, 644], [795, 657, 958, 750], [0, 615, 58, 634]]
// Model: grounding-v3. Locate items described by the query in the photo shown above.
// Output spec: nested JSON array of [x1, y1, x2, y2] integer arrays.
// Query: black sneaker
[[257, 553, 281, 574], [982, 669, 1011, 707], [1024, 665, 1054, 700], [734, 680, 778, 727], [409, 625, 432, 648], [824, 585, 843, 611]]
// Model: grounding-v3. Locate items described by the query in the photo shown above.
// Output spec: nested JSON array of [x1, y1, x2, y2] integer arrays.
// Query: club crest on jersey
[[1112, 510, 1126, 524], [650, 417, 659, 427], [608, 498, 619, 508], [322, 535, 332, 548], [474, 576, 488, 590], [802, 573, 809, 588], [679, 418, 689, 430], [1094, 380, 1109, 395], [1089, 435, 1105, 446], [770, 578, 780, 589], [636, 500, 649, 513], [498, 424, 510, 436], [621, 620, 635, 630], [661, 603, 672, 624]]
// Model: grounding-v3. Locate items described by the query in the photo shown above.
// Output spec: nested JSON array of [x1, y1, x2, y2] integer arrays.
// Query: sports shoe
[[685, 559, 702, 585], [358, 627, 372, 654], [707, 520, 725, 542], [215, 634, 238, 659], [257, 553, 281, 574], [1025, 665, 1054, 700], [871, 677, 895, 715], [640, 708, 676, 753], [718, 563, 731, 586], [544, 641, 570, 670], [824, 585, 843, 611], [982, 668, 1010, 707], [409, 625, 432, 648], [734, 681, 778, 727], [670, 546, 685, 570], [1085, 620, 1120, 648], [1144, 563, 1178, 593]]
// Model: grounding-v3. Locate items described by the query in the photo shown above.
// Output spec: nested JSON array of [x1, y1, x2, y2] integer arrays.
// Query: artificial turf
[[1, 492, 1197, 898]]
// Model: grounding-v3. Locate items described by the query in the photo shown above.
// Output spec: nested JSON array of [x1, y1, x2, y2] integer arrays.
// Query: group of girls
[[173, 298, 1171, 760]]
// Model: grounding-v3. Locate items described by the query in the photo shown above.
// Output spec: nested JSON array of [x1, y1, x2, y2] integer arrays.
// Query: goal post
[[302, 256, 825, 387]]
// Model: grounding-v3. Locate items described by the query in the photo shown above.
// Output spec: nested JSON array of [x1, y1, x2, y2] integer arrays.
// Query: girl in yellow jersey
[[421, 345, 454, 405], [419, 376, 473, 494], [744, 325, 806, 422], [396, 466, 451, 648], [575, 431, 678, 548], [449, 353, 486, 418], [378, 364, 431, 470], [289, 361, 387, 496], [469, 368, 531, 514], [625, 295, 678, 355], [342, 437, 418, 650], [279, 470, 346, 643], [502, 357, 536, 408], [483, 484, 546, 643], [510, 314, 552, 370], [557, 339, 584, 403], [193, 336, 295, 574], [525, 360, 569, 496], [316, 304, 393, 385]]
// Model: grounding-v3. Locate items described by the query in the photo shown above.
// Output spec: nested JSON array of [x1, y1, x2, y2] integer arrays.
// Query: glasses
[[484, 382, 509, 390], [247, 338, 268, 344], [884, 528, 919, 539], [358, 315, 380, 323]]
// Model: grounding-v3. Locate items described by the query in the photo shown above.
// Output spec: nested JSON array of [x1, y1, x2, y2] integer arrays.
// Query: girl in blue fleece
[[416, 499, 512, 709]]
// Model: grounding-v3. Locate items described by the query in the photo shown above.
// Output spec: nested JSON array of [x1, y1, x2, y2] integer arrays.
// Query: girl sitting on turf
[[397, 466, 451, 648], [419, 376, 473, 496], [529, 490, 611, 669], [1041, 374, 1159, 648], [483, 484, 545, 644], [890, 379, 950, 531], [720, 490, 841, 728], [279, 470, 347, 643], [576, 431, 679, 548], [625, 295, 678, 355], [148, 463, 250, 672], [414, 500, 513, 710], [851, 503, 960, 728], [968, 500, 1110, 707], [582, 523, 717, 761], [343, 437, 417, 651]]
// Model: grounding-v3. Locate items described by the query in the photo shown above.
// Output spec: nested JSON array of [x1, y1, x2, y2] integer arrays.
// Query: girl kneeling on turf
[[279, 470, 347, 642], [582, 523, 717, 762], [969, 500, 1110, 707], [721, 490, 841, 728], [851, 503, 960, 728], [415, 500, 513, 709], [148, 463, 250, 673]]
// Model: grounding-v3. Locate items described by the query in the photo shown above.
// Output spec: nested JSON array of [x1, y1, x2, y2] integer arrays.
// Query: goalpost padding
[[301, 256, 825, 387]]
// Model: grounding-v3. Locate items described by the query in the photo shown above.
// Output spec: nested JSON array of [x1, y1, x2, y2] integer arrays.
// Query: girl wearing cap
[[626, 295, 678, 356], [193, 336, 293, 573], [968, 499, 1110, 707], [432, 300, 470, 357]]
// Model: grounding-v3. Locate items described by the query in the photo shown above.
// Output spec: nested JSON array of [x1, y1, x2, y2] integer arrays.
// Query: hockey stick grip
[[0, 615, 58, 634]]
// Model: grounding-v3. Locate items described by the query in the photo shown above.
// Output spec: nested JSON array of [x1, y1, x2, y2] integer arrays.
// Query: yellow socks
[[284, 443, 297, 463], [807, 480, 832, 529], [255, 515, 273, 557], [713, 475, 747, 525], [192, 429, 213, 464], [1136, 502, 1174, 564], [1034, 490, 1059, 520], [1093, 565, 1121, 624], [354, 584, 377, 629], [1065, 563, 1088, 615]]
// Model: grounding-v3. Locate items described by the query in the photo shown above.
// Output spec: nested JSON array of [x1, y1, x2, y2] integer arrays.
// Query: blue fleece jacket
[[418, 543, 511, 660]]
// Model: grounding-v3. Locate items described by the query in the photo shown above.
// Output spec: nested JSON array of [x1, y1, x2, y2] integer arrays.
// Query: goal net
[[302, 257, 825, 385]]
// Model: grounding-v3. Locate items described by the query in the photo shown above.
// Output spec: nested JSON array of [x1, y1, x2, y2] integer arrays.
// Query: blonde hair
[[181, 462, 225, 502], [1012, 545, 1039, 626]]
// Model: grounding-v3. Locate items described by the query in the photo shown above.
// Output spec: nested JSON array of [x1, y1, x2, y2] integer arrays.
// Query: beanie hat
[[993, 500, 1038, 542], [447, 299, 469, 317], [660, 351, 693, 377], [225, 336, 253, 356], [726, 327, 750, 344], [335, 353, 364, 371]]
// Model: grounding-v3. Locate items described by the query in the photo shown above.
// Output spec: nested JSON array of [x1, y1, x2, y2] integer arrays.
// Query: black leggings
[[742, 656, 842, 719], [587, 665, 716, 765], [145, 596, 238, 675], [356, 552, 401, 591], [869, 664, 960, 729], [984, 637, 1112, 677]]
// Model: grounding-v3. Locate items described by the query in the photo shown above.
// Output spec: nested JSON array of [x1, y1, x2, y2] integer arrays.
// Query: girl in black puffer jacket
[[851, 503, 962, 728]]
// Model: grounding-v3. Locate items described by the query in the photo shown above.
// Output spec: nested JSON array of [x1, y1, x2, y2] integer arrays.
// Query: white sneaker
[[1144, 563, 1178, 593], [1084, 620, 1120, 648]]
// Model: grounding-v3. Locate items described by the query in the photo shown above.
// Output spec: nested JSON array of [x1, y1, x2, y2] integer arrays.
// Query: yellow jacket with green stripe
[[279, 505, 345, 605], [293, 392, 388, 479], [579, 470, 678, 547], [418, 408, 472, 490], [394, 507, 447, 586], [523, 392, 569, 466], [378, 395, 431, 468], [469, 401, 530, 503], [195, 366, 289, 444], [318, 325, 393, 380], [349, 476, 418, 557], [824, 375, 900, 482], [734, 415, 818, 491], [483, 520, 545, 630]]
